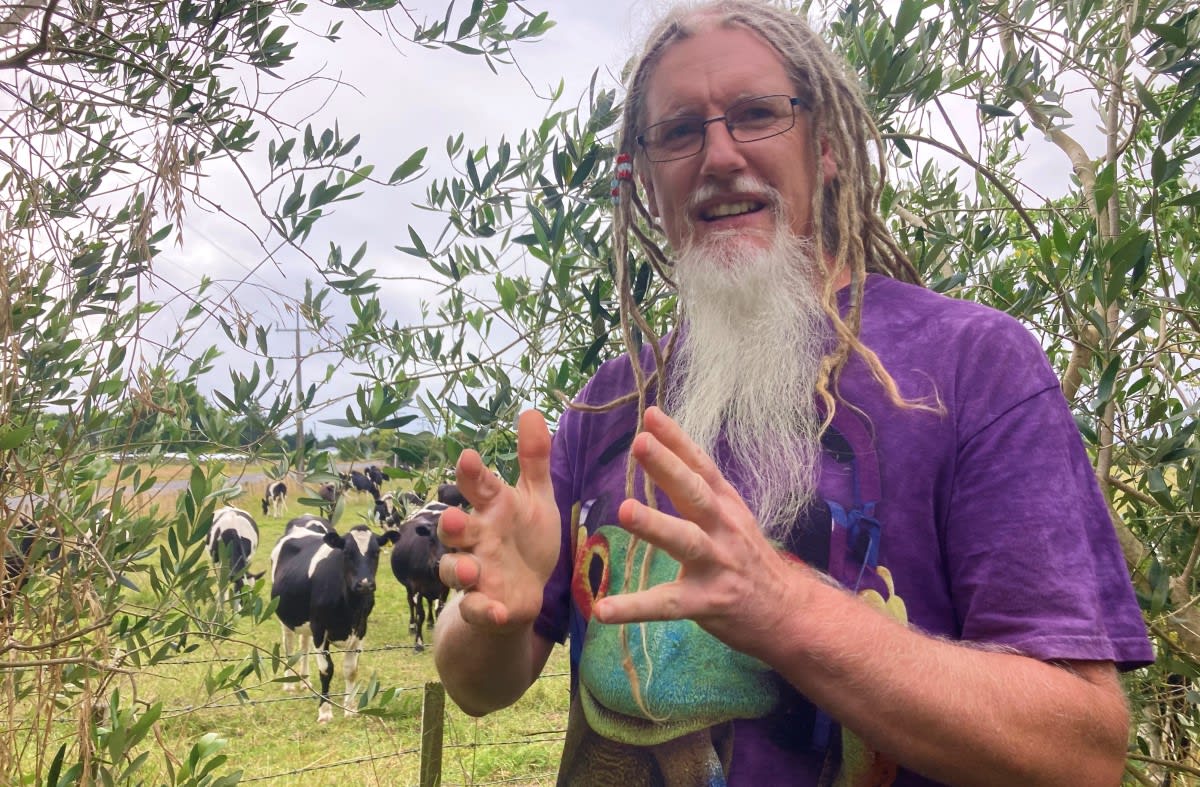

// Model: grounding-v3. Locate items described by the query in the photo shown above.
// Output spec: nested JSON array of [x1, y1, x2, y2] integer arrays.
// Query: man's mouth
[[700, 200, 766, 221]]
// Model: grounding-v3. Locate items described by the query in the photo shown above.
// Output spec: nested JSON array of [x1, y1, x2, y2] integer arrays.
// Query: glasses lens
[[728, 95, 795, 143], [642, 117, 706, 161], [637, 96, 799, 162]]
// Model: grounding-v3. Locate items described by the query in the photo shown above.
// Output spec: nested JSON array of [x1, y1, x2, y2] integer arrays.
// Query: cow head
[[324, 525, 400, 594], [410, 521, 448, 570], [436, 483, 467, 509]]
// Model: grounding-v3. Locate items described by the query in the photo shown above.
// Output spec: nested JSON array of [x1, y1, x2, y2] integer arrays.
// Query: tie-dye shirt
[[536, 274, 1153, 786]]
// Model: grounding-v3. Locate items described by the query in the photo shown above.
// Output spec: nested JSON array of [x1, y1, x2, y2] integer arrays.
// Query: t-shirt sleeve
[[941, 318, 1152, 670]]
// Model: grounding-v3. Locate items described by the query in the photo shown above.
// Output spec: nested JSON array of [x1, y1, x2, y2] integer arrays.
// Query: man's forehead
[[641, 27, 794, 119]]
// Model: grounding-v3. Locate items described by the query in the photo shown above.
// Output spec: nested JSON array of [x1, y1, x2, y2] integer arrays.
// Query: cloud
[[148, 4, 641, 438]]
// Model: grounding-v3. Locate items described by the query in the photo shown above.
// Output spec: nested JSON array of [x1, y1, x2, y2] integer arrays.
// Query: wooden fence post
[[420, 681, 445, 787]]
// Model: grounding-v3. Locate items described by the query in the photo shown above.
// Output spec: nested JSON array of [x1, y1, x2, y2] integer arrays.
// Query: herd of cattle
[[206, 473, 462, 723], [1, 466, 465, 724]]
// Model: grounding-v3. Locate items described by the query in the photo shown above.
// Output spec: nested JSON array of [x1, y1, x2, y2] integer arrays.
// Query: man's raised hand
[[437, 410, 561, 631], [592, 406, 800, 657]]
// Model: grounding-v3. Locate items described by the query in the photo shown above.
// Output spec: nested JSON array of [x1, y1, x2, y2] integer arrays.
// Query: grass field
[[25, 476, 573, 787]]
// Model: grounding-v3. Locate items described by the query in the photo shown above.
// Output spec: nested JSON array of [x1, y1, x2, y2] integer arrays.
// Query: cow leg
[[342, 634, 362, 716], [406, 588, 417, 632], [413, 594, 426, 653], [435, 588, 448, 624], [230, 554, 246, 611], [283, 624, 314, 693], [299, 627, 314, 689], [313, 629, 335, 724], [281, 624, 299, 692]]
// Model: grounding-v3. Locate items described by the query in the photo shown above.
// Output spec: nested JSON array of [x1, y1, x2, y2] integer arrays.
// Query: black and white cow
[[282, 514, 335, 536], [364, 465, 390, 487], [261, 481, 288, 517], [436, 483, 466, 509], [206, 506, 262, 595], [389, 501, 450, 653], [370, 490, 393, 526], [346, 470, 379, 498], [2, 512, 61, 615], [270, 522, 399, 723]]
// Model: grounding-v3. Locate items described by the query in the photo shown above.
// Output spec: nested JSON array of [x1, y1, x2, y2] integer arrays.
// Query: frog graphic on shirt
[[569, 520, 903, 786]]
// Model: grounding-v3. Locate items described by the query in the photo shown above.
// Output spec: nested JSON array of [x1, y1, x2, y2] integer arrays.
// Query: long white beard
[[665, 220, 830, 542]]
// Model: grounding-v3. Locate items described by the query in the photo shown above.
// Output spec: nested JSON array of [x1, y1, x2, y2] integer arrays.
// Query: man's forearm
[[433, 594, 548, 717], [761, 567, 1129, 786]]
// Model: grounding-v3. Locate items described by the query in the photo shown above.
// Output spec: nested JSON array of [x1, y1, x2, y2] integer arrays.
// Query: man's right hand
[[437, 409, 561, 631]]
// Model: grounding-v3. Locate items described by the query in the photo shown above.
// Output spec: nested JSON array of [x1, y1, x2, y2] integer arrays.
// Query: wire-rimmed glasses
[[636, 94, 806, 163]]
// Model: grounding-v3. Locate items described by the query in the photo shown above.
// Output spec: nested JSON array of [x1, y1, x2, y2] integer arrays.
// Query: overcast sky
[[144, 1, 1102, 441], [147, 3, 657, 438]]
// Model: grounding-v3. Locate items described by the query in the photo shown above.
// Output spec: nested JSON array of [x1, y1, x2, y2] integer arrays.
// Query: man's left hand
[[591, 405, 809, 659]]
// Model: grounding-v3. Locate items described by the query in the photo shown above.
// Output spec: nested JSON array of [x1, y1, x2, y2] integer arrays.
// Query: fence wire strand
[[236, 746, 422, 783], [7, 628, 573, 784]]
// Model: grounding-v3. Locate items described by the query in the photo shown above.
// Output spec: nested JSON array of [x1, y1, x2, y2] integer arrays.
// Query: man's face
[[639, 25, 834, 254]]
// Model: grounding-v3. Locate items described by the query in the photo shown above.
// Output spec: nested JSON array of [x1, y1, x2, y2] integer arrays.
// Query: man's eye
[[731, 105, 777, 126], [658, 120, 702, 145]]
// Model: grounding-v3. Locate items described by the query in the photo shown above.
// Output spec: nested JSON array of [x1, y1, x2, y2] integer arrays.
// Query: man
[[433, 2, 1153, 784]]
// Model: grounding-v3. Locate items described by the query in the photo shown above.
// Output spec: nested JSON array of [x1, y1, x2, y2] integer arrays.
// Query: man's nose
[[698, 121, 747, 177]]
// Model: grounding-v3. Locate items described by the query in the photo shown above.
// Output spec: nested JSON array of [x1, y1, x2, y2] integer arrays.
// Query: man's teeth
[[706, 201, 759, 219]]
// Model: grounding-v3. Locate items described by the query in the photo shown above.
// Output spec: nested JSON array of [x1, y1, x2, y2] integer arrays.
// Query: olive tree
[[0, 1, 550, 783]]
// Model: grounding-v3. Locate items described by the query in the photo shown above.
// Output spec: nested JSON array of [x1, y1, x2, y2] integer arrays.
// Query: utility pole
[[277, 310, 306, 474]]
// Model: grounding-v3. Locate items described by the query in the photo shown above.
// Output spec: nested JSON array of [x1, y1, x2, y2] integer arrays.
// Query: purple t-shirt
[[536, 274, 1152, 785]]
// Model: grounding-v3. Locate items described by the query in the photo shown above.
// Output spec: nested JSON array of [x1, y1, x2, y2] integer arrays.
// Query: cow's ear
[[323, 531, 345, 549], [381, 529, 400, 545]]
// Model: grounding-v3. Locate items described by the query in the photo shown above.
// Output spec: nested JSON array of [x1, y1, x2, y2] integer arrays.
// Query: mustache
[[685, 174, 783, 215]]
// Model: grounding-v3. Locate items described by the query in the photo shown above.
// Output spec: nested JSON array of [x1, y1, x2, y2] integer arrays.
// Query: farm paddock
[[4, 475, 570, 786]]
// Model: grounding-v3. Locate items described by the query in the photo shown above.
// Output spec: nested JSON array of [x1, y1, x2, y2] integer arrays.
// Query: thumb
[[515, 409, 552, 494]]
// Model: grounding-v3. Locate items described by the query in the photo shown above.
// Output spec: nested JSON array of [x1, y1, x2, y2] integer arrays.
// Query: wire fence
[[4, 589, 572, 784], [5, 646, 573, 786], [10, 667, 430, 726], [148, 642, 423, 666]]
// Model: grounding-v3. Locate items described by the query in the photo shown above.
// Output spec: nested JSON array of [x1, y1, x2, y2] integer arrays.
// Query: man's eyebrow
[[647, 104, 703, 123], [650, 92, 778, 121]]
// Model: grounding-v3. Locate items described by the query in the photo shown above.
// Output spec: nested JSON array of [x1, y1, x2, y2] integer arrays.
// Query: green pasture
[[17, 479, 571, 787]]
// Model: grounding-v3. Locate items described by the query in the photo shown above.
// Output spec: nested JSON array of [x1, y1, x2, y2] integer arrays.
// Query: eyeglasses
[[636, 94, 806, 163]]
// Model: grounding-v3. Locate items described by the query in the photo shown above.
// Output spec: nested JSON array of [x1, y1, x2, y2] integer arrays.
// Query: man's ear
[[639, 171, 660, 218], [819, 137, 838, 186]]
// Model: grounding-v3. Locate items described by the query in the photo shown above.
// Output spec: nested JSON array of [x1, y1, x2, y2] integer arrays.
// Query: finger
[[593, 582, 691, 625], [438, 551, 481, 590], [630, 429, 724, 525], [454, 449, 504, 508], [515, 410, 553, 494], [642, 406, 729, 490], [618, 498, 710, 565], [437, 506, 475, 549], [456, 591, 511, 627]]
